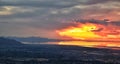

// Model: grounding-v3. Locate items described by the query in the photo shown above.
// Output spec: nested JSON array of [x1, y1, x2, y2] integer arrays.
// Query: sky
[[0, 0, 120, 39]]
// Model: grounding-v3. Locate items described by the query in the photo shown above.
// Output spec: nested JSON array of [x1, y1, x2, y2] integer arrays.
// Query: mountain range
[[0, 37, 22, 45]]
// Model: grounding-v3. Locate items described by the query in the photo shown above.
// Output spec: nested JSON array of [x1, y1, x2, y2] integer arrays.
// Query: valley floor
[[0, 44, 120, 64]]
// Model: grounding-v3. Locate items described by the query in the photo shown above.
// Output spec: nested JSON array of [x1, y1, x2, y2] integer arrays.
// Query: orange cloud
[[56, 19, 120, 41]]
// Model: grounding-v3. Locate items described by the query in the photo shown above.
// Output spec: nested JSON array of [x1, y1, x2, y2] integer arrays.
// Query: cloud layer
[[0, 0, 120, 38]]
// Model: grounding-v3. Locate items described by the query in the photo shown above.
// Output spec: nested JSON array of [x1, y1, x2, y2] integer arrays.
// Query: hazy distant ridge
[[7, 37, 62, 43], [0, 37, 22, 45]]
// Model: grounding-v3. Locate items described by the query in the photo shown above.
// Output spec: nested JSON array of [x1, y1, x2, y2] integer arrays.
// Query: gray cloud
[[0, 0, 120, 37], [1, 0, 119, 8], [81, 0, 120, 5], [0, 0, 78, 8], [74, 19, 120, 26], [0, 22, 9, 24]]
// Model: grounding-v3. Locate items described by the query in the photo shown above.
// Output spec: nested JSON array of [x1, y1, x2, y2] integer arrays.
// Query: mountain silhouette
[[0, 37, 22, 45], [7, 37, 61, 43]]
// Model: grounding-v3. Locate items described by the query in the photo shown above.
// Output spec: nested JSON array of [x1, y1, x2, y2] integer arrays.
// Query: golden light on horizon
[[57, 23, 101, 40], [58, 41, 120, 50], [56, 22, 120, 41], [59, 41, 120, 47]]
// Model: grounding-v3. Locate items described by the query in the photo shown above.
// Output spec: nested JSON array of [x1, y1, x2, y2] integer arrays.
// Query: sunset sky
[[0, 0, 120, 40]]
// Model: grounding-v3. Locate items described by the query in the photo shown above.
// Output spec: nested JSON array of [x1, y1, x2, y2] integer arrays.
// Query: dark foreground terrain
[[0, 44, 120, 64]]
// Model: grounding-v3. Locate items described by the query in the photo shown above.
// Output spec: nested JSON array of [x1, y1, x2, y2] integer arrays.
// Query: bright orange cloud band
[[56, 21, 120, 42]]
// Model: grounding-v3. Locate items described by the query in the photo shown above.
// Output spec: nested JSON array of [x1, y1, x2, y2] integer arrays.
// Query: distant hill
[[7, 37, 62, 43], [0, 37, 22, 45]]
